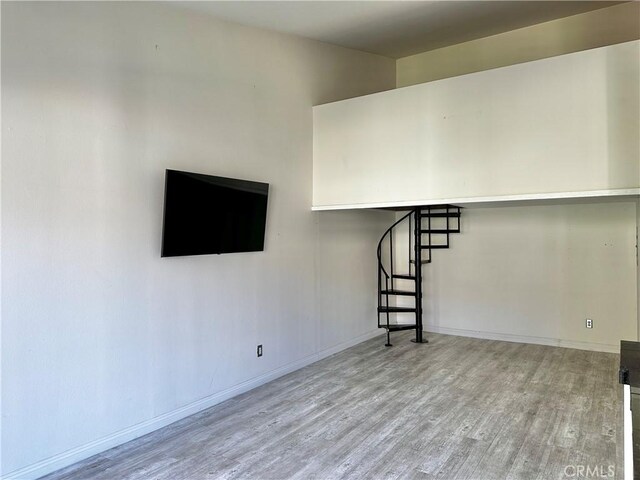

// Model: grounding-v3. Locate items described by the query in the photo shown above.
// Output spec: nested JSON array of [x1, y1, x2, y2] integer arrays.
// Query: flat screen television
[[161, 169, 269, 257]]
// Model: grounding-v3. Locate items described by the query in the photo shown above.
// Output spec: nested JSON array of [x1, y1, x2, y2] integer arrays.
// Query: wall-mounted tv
[[161, 169, 269, 257]]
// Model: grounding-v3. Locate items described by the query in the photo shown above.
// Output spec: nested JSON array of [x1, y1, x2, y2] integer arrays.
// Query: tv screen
[[161, 169, 269, 257]]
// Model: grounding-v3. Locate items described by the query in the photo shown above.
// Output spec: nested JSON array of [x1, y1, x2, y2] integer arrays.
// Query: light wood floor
[[43, 332, 623, 480]]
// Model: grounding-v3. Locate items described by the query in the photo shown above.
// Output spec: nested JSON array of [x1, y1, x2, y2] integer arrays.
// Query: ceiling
[[178, 1, 622, 58]]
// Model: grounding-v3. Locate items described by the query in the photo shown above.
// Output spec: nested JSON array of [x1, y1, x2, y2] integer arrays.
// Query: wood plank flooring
[[42, 332, 623, 480]]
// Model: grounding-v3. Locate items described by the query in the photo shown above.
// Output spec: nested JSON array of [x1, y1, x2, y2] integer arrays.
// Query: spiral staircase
[[377, 205, 462, 346]]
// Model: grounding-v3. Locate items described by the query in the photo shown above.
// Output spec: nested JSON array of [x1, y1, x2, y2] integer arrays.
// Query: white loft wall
[[417, 203, 638, 352], [0, 3, 395, 478], [390, 12, 640, 354], [313, 41, 640, 210]]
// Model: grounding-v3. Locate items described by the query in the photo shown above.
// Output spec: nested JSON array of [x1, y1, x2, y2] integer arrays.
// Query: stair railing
[[377, 210, 414, 346]]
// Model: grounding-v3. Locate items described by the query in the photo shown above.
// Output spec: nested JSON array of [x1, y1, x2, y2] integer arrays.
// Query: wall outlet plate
[[586, 318, 593, 329], [257, 345, 263, 357]]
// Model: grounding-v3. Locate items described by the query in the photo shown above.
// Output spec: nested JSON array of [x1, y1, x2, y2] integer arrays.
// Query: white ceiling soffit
[[177, 1, 622, 58]]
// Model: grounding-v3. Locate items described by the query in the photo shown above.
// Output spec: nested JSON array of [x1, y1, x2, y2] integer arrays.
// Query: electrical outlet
[[586, 318, 593, 329], [257, 345, 263, 357]]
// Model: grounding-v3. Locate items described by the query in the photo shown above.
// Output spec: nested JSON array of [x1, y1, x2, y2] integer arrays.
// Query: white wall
[[313, 41, 640, 210], [0, 3, 395, 477], [418, 202, 638, 352], [389, 202, 638, 351]]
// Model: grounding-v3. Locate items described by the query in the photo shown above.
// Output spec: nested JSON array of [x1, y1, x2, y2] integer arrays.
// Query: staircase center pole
[[413, 207, 425, 343]]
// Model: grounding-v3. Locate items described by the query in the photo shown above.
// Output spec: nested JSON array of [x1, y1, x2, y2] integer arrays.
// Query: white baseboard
[[426, 325, 620, 353], [3, 329, 384, 480]]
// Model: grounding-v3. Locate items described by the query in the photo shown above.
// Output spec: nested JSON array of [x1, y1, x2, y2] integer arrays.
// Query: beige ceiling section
[[177, 1, 619, 58], [397, 2, 640, 87]]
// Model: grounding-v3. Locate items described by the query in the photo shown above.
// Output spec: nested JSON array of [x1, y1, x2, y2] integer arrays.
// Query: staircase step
[[421, 245, 449, 249], [378, 323, 417, 332], [378, 306, 417, 313], [409, 259, 431, 264], [392, 274, 416, 280], [420, 229, 460, 234], [380, 289, 416, 296], [421, 212, 461, 218]]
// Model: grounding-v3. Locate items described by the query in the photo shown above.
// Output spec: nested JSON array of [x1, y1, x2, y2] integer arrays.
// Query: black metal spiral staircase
[[377, 205, 462, 347]]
